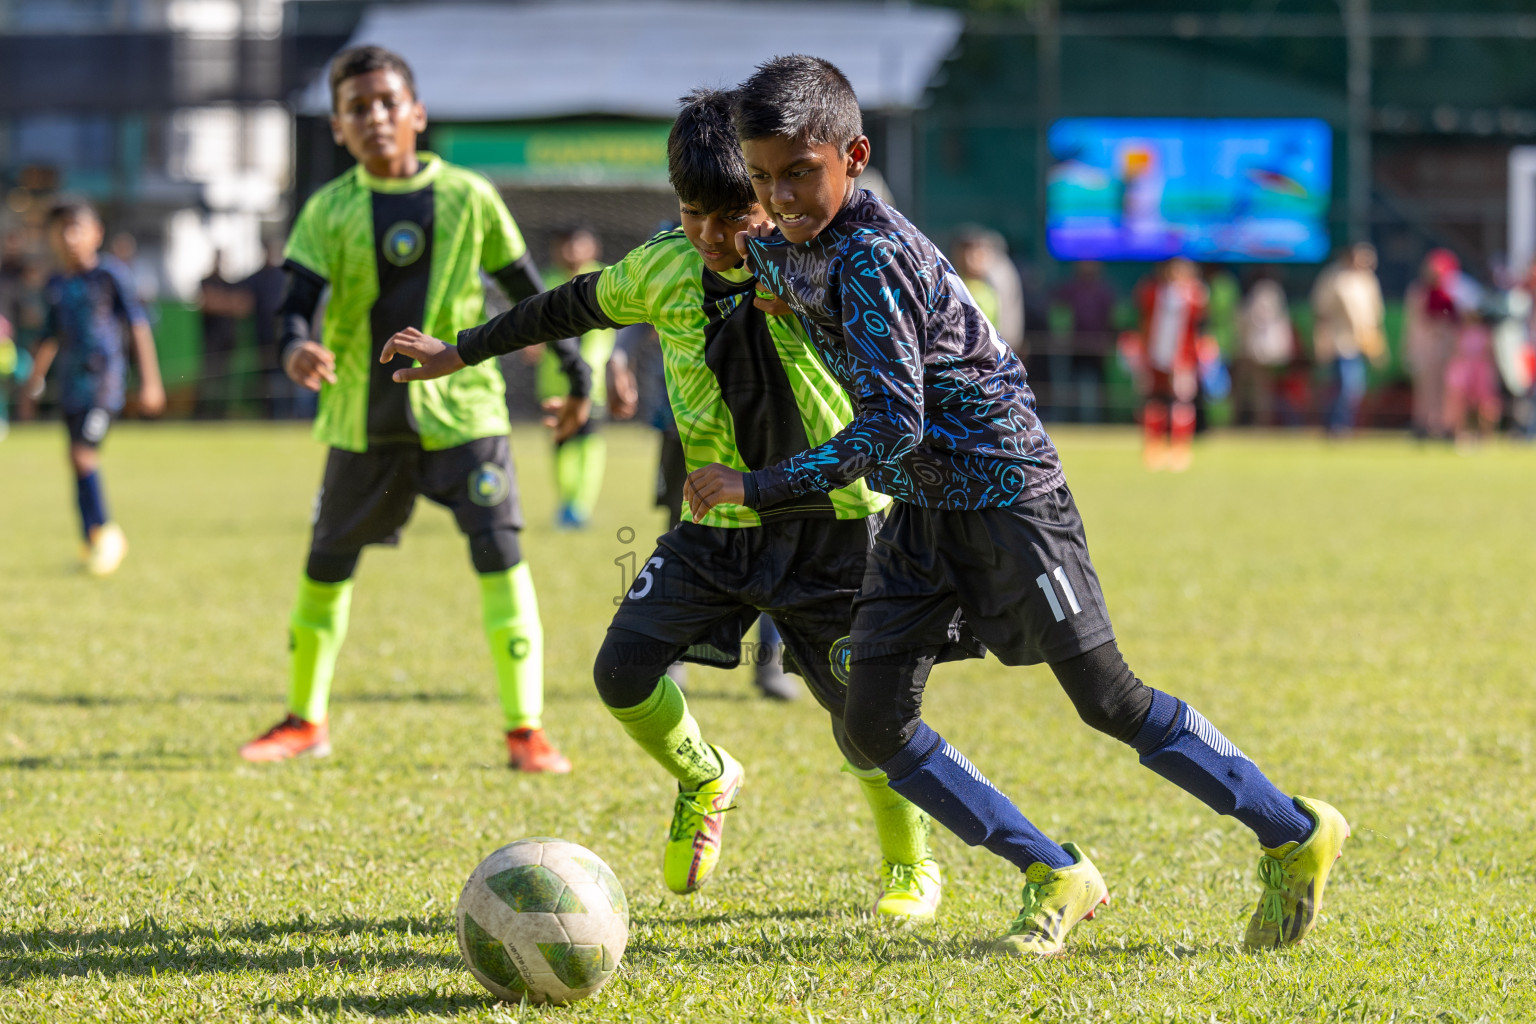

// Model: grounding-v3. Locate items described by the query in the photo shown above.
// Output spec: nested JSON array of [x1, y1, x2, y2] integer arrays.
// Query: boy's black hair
[[733, 55, 863, 147], [329, 45, 416, 110], [47, 199, 98, 226], [668, 88, 756, 214]]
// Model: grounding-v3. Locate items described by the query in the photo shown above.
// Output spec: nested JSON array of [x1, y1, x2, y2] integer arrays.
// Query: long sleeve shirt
[[740, 189, 1062, 511]]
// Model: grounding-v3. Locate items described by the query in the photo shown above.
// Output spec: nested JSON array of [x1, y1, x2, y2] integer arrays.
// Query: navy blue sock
[[76, 471, 108, 540], [881, 722, 1073, 871], [1133, 689, 1312, 849]]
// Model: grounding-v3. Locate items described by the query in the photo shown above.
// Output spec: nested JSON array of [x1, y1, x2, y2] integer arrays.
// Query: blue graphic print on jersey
[[43, 257, 146, 414], [740, 189, 1062, 511]]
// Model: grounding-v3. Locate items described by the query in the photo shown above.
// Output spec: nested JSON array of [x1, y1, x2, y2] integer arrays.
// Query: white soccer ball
[[455, 837, 629, 1005]]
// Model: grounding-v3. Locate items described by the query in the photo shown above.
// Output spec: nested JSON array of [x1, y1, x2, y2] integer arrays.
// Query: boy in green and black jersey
[[383, 90, 942, 918], [238, 46, 589, 773]]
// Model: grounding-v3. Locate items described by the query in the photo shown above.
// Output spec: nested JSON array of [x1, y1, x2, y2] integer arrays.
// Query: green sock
[[286, 574, 353, 723], [605, 676, 722, 787], [574, 433, 607, 521], [481, 563, 544, 731], [555, 437, 582, 512], [843, 760, 932, 865]]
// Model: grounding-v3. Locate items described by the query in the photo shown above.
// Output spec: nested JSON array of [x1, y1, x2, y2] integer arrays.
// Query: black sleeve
[[457, 271, 624, 397], [277, 261, 325, 356], [488, 252, 545, 305]]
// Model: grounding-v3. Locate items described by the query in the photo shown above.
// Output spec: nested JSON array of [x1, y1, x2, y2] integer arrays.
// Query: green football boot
[[994, 842, 1109, 956], [1243, 796, 1350, 950], [664, 746, 743, 895], [874, 858, 943, 921]]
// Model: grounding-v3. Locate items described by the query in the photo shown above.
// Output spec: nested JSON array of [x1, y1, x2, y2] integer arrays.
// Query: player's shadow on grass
[[2, 690, 481, 707], [0, 751, 212, 771], [636, 906, 833, 930], [0, 913, 456, 982], [264, 993, 492, 1018], [624, 908, 988, 967]]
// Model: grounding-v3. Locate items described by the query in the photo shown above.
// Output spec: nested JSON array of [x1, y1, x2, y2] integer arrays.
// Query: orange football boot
[[506, 727, 572, 773], [239, 714, 331, 762]]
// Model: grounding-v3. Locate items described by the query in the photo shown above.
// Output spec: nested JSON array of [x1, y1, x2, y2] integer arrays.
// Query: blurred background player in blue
[[20, 200, 164, 575]]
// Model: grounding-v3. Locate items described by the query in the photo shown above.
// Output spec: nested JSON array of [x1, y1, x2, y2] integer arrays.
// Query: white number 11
[[1035, 566, 1083, 622]]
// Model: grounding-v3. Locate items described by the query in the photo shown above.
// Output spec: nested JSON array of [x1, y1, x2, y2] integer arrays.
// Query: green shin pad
[[286, 575, 354, 723], [481, 562, 544, 731], [843, 760, 933, 865], [605, 675, 722, 787]]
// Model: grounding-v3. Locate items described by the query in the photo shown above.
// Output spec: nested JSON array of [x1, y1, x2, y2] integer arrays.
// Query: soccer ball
[[454, 837, 629, 1005]]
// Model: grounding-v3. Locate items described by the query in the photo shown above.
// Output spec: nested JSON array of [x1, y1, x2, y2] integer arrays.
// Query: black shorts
[[64, 408, 113, 448], [851, 485, 1115, 667], [607, 515, 879, 713], [309, 436, 523, 557]]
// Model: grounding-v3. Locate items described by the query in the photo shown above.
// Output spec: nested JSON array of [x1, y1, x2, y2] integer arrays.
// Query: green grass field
[[3, 423, 1534, 1023]]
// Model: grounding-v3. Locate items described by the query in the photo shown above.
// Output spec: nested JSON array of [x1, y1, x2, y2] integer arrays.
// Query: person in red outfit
[[1134, 258, 1207, 470]]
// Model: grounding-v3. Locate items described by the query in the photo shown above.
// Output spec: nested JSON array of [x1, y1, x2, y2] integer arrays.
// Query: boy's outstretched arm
[[386, 271, 622, 381]]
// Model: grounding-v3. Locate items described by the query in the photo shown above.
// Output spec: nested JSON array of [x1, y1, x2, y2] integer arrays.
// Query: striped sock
[[881, 723, 1072, 872], [1133, 689, 1313, 849]]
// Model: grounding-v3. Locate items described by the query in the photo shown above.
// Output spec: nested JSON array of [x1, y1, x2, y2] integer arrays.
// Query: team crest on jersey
[[468, 462, 510, 507], [829, 635, 853, 686], [382, 221, 425, 267]]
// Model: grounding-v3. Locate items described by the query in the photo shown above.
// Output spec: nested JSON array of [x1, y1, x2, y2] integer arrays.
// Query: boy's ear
[[412, 99, 428, 134], [329, 114, 345, 147], [845, 135, 871, 178]]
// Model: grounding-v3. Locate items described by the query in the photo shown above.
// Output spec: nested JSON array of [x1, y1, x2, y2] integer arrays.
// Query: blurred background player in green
[[524, 226, 613, 528], [20, 200, 165, 575], [237, 45, 590, 772]]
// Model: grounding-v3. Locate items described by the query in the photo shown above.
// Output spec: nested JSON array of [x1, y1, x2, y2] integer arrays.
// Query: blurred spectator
[[953, 229, 1000, 325], [1050, 260, 1117, 422], [0, 231, 25, 328], [954, 225, 1024, 350], [1403, 249, 1460, 439], [241, 239, 290, 418], [1233, 272, 1295, 426], [108, 232, 162, 309], [1203, 264, 1240, 358], [1497, 263, 1536, 436], [1134, 257, 1206, 470], [0, 312, 15, 436], [1443, 308, 1501, 447], [195, 251, 251, 418], [1310, 243, 1385, 436]]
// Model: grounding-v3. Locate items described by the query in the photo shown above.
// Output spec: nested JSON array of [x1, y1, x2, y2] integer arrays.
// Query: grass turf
[[1, 422, 1533, 1023]]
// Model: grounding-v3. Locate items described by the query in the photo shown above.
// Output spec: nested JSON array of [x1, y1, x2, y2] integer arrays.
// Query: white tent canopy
[[299, 0, 964, 120]]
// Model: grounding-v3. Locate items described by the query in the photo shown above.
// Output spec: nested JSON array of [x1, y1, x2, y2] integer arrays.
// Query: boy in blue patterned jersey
[[22, 201, 164, 575], [683, 55, 1348, 955]]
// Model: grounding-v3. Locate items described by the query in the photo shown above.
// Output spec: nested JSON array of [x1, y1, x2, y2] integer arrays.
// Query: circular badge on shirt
[[829, 635, 854, 686], [382, 221, 426, 267], [468, 462, 511, 507]]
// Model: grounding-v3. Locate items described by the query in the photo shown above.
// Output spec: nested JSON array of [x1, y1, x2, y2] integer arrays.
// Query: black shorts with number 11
[[851, 485, 1115, 667]]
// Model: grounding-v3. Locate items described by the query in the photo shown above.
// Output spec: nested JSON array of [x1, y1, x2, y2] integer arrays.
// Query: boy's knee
[[468, 527, 521, 575], [1050, 641, 1153, 745], [593, 628, 673, 709], [69, 445, 98, 476], [306, 550, 359, 585], [843, 648, 938, 767]]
